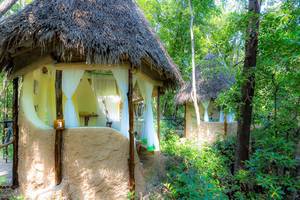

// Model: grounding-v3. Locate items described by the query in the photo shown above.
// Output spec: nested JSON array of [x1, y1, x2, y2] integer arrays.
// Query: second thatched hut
[[176, 54, 237, 145]]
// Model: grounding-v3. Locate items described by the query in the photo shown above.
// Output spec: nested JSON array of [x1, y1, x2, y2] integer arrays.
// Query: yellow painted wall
[[75, 75, 98, 126], [32, 66, 56, 127], [31, 69, 100, 127]]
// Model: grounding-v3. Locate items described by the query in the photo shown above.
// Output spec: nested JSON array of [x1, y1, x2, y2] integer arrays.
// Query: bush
[[160, 128, 299, 200], [237, 129, 300, 200], [161, 132, 231, 199]]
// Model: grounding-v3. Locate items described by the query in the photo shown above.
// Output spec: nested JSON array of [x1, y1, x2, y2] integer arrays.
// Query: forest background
[[0, 0, 299, 199]]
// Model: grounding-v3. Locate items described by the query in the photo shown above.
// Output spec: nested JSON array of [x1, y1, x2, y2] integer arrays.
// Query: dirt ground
[[0, 159, 12, 185], [0, 159, 18, 199]]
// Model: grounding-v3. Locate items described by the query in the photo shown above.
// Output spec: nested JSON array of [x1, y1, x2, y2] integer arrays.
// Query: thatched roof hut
[[0, 0, 182, 87], [0, 1, 183, 198], [175, 54, 235, 104], [177, 54, 237, 146]]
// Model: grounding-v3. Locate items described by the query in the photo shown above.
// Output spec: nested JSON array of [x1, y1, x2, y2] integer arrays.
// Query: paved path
[[0, 158, 12, 185]]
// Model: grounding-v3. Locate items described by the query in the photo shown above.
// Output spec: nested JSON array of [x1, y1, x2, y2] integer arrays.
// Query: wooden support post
[[12, 77, 19, 188], [128, 67, 135, 195], [55, 70, 63, 185], [2, 85, 8, 161], [157, 87, 161, 142]]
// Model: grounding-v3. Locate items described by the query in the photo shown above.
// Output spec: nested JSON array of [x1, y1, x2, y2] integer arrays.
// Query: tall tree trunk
[[0, 0, 18, 17], [188, 0, 201, 131], [234, 0, 260, 172]]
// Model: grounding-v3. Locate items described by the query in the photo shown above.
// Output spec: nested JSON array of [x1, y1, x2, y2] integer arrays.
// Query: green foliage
[[138, 0, 218, 118], [0, 176, 6, 185], [231, 127, 299, 199], [160, 126, 299, 200], [0, 1, 298, 199], [161, 132, 231, 199]]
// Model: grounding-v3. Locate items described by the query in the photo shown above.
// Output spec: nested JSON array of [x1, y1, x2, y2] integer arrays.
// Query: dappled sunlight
[[17, 116, 145, 199], [61, 127, 144, 199], [18, 110, 55, 197]]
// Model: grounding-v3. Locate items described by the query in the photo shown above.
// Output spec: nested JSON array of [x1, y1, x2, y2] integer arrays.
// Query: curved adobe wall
[[18, 73, 145, 199], [185, 104, 237, 145], [62, 128, 144, 199]]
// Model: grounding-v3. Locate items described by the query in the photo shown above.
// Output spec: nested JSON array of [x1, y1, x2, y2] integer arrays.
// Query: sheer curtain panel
[[62, 69, 84, 128], [112, 68, 129, 138], [202, 100, 210, 122], [137, 78, 159, 151]]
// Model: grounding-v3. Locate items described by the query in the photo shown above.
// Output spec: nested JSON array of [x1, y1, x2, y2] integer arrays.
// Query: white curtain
[[219, 109, 224, 122], [137, 79, 147, 143], [137, 78, 159, 151], [62, 69, 84, 128], [227, 112, 235, 123], [112, 68, 129, 138], [202, 100, 210, 122], [91, 75, 120, 129]]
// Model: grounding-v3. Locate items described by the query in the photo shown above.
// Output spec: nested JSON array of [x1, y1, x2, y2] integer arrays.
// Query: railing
[[0, 139, 14, 149], [0, 120, 14, 162]]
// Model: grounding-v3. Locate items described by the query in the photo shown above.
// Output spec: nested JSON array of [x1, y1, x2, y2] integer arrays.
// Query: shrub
[[161, 132, 230, 199], [160, 128, 299, 200]]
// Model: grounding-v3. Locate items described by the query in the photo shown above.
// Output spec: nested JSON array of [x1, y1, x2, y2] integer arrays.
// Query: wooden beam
[[55, 70, 63, 185], [12, 77, 19, 188], [157, 87, 161, 142], [54, 62, 129, 71], [128, 67, 135, 195]]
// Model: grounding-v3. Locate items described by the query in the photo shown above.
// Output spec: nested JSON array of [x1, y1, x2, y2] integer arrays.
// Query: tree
[[188, 0, 201, 131], [234, 0, 261, 172], [0, 0, 18, 17]]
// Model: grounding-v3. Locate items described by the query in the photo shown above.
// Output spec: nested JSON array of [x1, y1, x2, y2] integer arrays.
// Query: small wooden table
[[79, 112, 98, 126]]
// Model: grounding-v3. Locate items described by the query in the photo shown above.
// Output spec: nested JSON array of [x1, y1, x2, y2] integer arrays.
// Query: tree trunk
[[188, 0, 201, 131], [0, 0, 18, 17], [234, 0, 260, 172]]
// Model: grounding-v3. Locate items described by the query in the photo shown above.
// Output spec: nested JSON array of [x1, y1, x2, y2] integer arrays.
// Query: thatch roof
[[0, 0, 182, 87], [175, 54, 235, 104]]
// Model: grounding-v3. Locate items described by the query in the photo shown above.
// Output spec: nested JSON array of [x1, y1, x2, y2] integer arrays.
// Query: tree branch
[[0, 0, 18, 18]]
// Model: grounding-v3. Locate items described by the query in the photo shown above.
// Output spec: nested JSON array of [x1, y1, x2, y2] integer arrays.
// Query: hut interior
[[23, 63, 161, 151]]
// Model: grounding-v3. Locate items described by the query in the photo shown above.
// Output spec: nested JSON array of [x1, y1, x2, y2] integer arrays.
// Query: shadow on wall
[[62, 128, 144, 199], [19, 71, 56, 197], [18, 114, 56, 198], [19, 121, 145, 199]]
